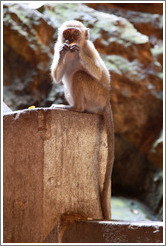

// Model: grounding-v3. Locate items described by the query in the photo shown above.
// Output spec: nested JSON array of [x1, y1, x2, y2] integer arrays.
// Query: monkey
[[51, 20, 114, 220]]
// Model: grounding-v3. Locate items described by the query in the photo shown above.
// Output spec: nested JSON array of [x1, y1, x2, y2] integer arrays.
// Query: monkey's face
[[62, 28, 82, 44]]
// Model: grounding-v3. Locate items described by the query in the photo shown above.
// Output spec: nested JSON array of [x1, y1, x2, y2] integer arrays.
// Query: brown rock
[[147, 131, 163, 168], [3, 3, 56, 110], [86, 3, 163, 15]]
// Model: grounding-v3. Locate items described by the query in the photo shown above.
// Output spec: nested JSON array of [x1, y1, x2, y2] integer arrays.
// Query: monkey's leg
[[69, 71, 86, 112], [72, 71, 107, 114]]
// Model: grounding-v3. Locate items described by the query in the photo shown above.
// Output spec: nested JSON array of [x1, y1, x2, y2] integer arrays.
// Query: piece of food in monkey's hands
[[69, 42, 76, 46]]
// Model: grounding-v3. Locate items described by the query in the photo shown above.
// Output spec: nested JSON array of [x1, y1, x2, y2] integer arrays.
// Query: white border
[[1, 1, 165, 245], [1, 0, 3, 245], [0, 1, 165, 3], [162, 1, 165, 245]]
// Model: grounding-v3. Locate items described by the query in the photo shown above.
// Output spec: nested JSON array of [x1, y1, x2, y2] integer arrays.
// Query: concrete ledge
[[3, 107, 109, 243], [59, 220, 163, 243]]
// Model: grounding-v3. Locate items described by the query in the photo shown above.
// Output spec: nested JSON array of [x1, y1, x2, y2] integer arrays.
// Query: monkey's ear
[[85, 28, 90, 40]]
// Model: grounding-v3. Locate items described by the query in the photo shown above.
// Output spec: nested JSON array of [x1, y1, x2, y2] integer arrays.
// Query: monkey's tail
[[102, 102, 114, 220]]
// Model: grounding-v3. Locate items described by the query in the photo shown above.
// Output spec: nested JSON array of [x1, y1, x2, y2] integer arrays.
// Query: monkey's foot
[[50, 104, 79, 112], [50, 104, 72, 110], [50, 104, 88, 114]]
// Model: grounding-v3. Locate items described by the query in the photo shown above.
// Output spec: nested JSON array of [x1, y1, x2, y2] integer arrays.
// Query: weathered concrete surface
[[59, 220, 163, 243], [3, 107, 109, 243]]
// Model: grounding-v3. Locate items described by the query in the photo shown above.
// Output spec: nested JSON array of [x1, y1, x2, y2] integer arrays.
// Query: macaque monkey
[[51, 20, 114, 220]]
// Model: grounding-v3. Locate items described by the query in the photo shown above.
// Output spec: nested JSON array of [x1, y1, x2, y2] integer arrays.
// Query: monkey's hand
[[69, 43, 80, 53], [59, 43, 70, 58]]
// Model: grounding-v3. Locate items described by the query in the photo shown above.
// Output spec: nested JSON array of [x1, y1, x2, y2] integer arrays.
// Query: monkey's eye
[[73, 31, 79, 36], [64, 30, 70, 39]]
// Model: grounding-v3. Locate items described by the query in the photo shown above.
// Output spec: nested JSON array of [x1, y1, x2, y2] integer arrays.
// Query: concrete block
[[3, 107, 109, 243]]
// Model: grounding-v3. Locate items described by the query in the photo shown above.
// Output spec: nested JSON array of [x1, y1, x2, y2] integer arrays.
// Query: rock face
[[86, 3, 163, 15], [3, 3, 163, 219], [3, 3, 65, 109]]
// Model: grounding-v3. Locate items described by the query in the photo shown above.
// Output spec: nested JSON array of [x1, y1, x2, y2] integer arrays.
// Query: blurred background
[[3, 3, 163, 221]]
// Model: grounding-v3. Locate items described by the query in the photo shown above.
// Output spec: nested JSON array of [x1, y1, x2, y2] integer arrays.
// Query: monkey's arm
[[51, 42, 66, 83], [79, 41, 103, 81]]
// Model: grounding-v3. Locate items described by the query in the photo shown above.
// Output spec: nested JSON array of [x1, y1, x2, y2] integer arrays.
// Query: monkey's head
[[58, 20, 89, 46]]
